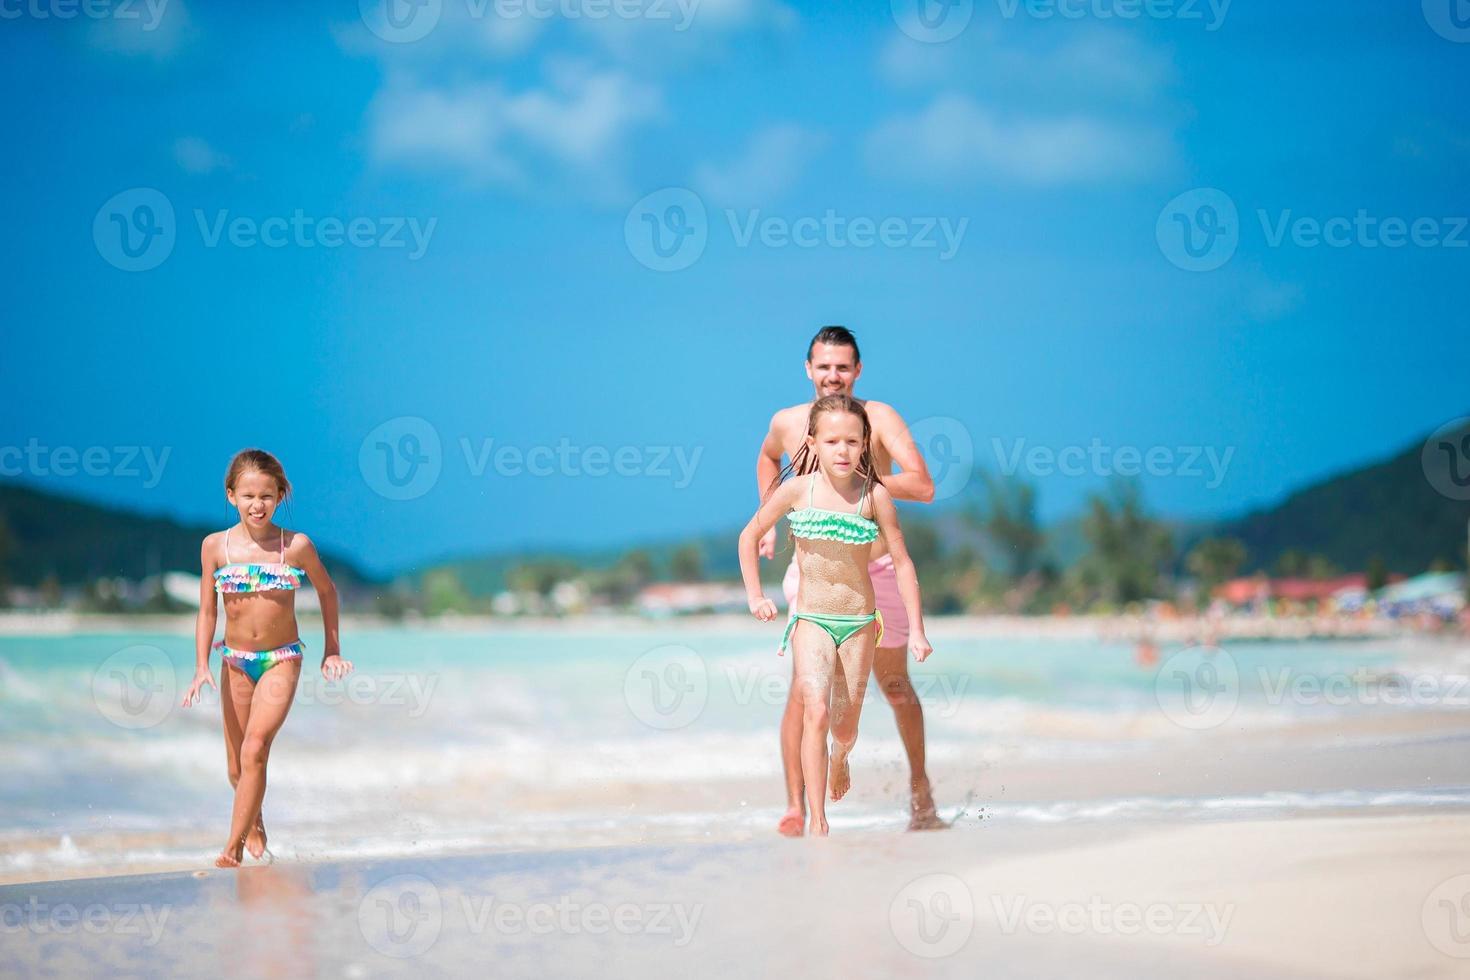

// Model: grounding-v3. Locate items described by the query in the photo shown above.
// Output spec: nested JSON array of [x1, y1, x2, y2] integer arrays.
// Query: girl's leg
[[219, 664, 267, 857], [217, 659, 301, 867], [790, 621, 836, 836], [828, 625, 877, 802]]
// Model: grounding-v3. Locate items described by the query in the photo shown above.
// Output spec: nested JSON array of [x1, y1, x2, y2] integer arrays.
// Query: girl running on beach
[[181, 450, 352, 867], [738, 395, 931, 836]]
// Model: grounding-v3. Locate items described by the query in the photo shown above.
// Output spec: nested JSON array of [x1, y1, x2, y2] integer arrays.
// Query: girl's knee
[[240, 734, 271, 768]]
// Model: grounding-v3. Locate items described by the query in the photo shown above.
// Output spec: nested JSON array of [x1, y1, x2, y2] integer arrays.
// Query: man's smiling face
[[805, 342, 861, 399]]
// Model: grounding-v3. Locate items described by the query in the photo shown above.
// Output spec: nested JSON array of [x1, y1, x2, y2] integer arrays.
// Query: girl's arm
[[738, 477, 801, 621], [293, 533, 353, 680], [870, 485, 932, 662], [182, 535, 220, 706]]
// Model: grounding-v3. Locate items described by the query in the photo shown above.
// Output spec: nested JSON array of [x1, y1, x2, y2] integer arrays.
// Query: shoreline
[[0, 609, 1430, 642]]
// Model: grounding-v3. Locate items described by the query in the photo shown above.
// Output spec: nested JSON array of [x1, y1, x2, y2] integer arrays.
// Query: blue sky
[[1, 0, 1467, 575]]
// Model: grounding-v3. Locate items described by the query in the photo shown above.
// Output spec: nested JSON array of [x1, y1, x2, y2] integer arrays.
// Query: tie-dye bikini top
[[788, 472, 880, 545], [214, 526, 307, 594]]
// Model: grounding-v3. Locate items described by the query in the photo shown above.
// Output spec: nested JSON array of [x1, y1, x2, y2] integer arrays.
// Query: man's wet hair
[[806, 325, 860, 364]]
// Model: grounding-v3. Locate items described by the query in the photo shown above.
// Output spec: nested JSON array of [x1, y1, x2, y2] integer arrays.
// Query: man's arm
[[868, 401, 935, 504], [755, 410, 789, 559], [756, 411, 786, 501]]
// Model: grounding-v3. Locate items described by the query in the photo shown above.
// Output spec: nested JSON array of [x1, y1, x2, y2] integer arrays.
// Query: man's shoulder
[[857, 398, 907, 427], [770, 402, 811, 429]]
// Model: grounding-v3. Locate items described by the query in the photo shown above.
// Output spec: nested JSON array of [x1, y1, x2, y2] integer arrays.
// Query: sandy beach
[[3, 810, 1468, 978]]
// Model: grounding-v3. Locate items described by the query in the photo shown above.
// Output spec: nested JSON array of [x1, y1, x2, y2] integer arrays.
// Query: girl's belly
[[794, 540, 874, 615], [221, 594, 300, 649]]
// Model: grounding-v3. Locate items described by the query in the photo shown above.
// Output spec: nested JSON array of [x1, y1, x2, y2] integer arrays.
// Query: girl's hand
[[180, 669, 216, 708], [909, 633, 933, 663], [749, 596, 777, 622], [321, 654, 354, 681]]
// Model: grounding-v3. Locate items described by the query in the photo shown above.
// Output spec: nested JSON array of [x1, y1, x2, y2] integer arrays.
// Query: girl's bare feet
[[907, 777, 947, 831], [245, 816, 267, 860], [828, 742, 853, 801], [807, 817, 830, 837], [215, 837, 244, 868], [777, 807, 805, 837]]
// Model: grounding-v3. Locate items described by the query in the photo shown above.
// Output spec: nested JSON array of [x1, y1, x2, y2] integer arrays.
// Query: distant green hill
[[1213, 418, 1470, 575], [0, 482, 378, 590]]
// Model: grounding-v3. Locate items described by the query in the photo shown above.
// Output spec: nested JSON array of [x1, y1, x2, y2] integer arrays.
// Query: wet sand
[[3, 811, 1467, 978]]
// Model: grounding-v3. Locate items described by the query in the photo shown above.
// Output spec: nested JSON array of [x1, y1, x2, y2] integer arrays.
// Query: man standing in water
[[756, 325, 945, 832]]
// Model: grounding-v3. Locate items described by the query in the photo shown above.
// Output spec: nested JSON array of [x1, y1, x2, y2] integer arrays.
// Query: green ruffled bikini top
[[788, 472, 879, 545]]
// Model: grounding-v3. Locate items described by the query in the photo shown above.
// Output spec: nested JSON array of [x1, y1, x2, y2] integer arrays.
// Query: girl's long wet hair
[[765, 394, 883, 509], [225, 448, 292, 503]]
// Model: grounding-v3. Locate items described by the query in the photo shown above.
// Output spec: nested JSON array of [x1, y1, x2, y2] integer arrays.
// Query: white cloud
[[878, 25, 1174, 108], [173, 136, 230, 175], [864, 93, 1170, 186], [693, 123, 824, 206], [368, 66, 663, 196]]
